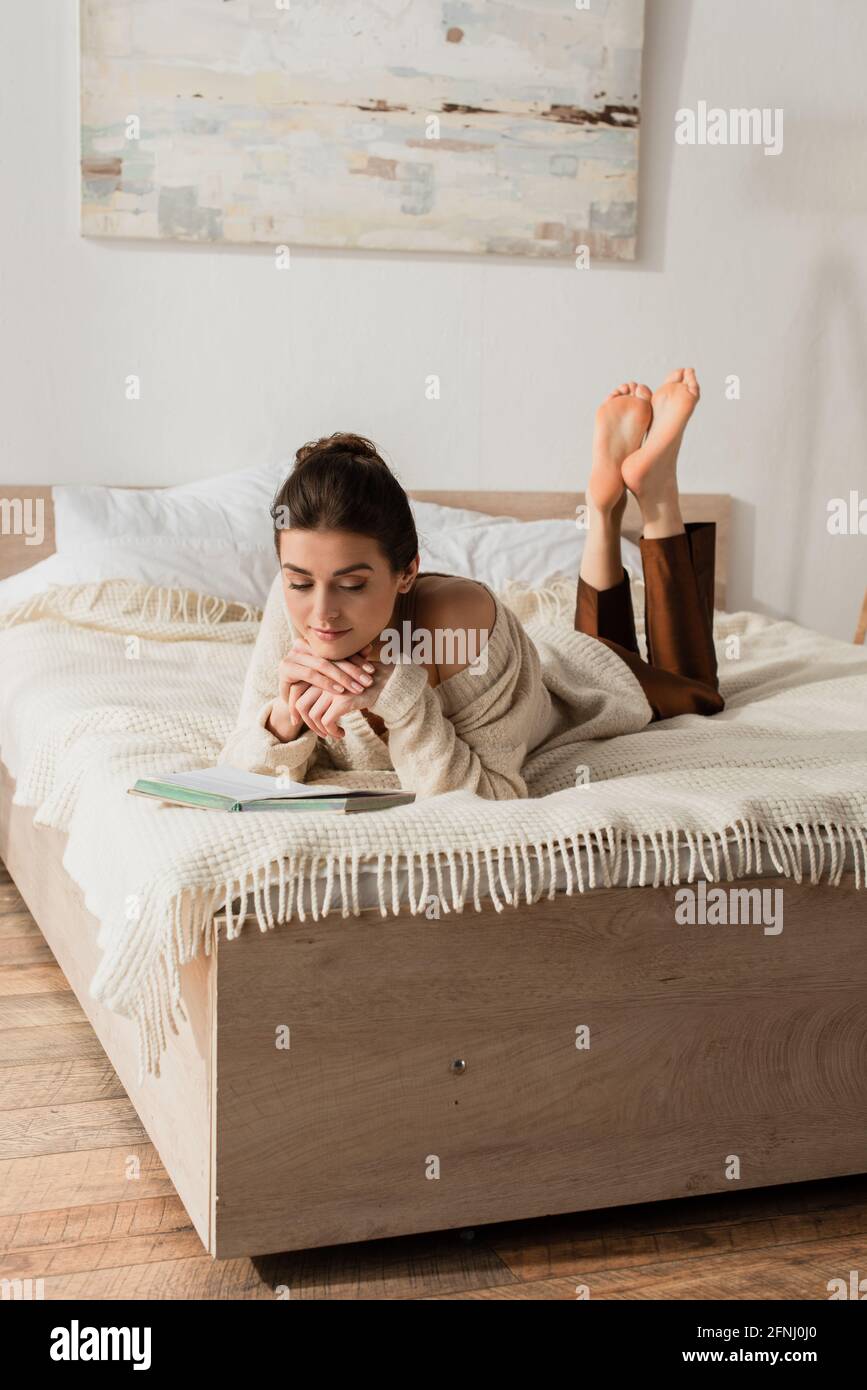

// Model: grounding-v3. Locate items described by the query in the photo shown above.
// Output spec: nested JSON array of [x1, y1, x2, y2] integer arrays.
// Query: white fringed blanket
[[1, 578, 866, 1083]]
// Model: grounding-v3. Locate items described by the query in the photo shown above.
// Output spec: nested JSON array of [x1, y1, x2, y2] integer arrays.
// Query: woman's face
[[278, 528, 418, 660]]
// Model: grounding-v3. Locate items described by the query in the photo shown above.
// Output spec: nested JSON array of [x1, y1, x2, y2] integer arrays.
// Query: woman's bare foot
[[621, 368, 699, 538], [621, 368, 700, 504], [588, 381, 653, 513], [581, 380, 652, 591]]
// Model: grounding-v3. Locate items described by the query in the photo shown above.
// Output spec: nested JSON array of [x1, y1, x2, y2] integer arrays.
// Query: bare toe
[[684, 367, 700, 398], [636, 383, 652, 400], [662, 368, 685, 385]]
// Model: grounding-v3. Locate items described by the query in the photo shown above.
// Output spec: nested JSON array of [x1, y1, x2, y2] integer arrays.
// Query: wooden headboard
[[0, 486, 731, 607]]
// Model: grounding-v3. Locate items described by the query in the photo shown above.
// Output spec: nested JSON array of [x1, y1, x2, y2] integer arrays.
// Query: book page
[[155, 765, 351, 801]]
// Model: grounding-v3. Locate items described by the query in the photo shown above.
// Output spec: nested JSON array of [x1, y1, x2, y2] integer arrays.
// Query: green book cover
[[128, 766, 414, 814]]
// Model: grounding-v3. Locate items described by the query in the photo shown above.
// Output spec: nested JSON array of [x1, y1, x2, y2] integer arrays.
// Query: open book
[[128, 765, 415, 814]]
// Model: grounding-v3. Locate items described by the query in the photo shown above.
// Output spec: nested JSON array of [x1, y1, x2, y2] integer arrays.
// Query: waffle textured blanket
[[1, 578, 865, 1081]]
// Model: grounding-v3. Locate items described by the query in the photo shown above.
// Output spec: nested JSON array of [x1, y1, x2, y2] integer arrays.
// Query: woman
[[220, 368, 723, 799]]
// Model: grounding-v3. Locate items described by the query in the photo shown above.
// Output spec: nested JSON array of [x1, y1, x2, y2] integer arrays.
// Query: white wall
[[1, 0, 865, 639]]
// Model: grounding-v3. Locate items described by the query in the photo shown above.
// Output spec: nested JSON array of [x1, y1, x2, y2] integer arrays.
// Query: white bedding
[[0, 574, 865, 1085]]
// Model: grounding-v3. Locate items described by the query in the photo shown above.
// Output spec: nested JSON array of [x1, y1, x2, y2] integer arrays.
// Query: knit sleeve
[[369, 659, 531, 801], [218, 572, 319, 780]]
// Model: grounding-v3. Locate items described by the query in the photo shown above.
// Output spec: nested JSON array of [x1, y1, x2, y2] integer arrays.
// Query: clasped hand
[[268, 637, 391, 741]]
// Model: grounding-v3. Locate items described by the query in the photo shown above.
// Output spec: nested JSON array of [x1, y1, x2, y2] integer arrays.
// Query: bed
[[1, 485, 865, 1260]]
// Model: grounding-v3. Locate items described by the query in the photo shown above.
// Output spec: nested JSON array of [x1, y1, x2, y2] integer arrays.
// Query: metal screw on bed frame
[[450, 1058, 467, 1073]]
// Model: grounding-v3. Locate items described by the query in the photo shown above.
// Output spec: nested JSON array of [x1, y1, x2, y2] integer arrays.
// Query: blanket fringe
[[0, 578, 261, 633], [125, 818, 866, 1084], [498, 572, 647, 629]]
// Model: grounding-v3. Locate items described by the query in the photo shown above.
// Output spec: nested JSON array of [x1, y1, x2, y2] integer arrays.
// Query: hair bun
[[296, 432, 382, 468], [274, 431, 418, 573]]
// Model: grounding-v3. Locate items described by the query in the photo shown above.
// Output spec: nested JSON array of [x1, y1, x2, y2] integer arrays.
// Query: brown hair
[[271, 432, 419, 572]]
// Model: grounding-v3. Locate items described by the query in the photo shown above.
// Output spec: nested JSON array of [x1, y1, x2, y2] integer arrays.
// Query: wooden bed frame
[[1, 486, 865, 1260]]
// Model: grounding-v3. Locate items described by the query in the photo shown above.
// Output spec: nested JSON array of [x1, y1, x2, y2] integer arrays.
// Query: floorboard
[[1, 857, 864, 1300]]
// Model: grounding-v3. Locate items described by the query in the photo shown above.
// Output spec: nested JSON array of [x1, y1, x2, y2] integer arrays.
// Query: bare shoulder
[[413, 576, 496, 685], [415, 574, 496, 630]]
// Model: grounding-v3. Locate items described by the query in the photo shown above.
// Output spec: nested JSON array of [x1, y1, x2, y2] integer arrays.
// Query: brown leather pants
[[575, 521, 725, 721]]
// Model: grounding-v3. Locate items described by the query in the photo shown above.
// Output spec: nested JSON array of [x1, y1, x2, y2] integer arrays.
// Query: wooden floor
[[1, 856, 865, 1301]]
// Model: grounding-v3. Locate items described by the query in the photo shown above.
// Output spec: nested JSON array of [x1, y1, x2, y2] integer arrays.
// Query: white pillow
[[411, 500, 643, 590], [53, 461, 289, 546], [0, 547, 274, 614], [411, 499, 513, 531], [51, 461, 291, 608], [2, 483, 643, 613]]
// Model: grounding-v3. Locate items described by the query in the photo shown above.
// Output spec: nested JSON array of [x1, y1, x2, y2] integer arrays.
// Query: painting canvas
[[80, 0, 645, 260]]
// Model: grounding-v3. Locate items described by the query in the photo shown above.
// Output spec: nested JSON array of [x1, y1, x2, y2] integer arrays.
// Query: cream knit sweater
[[219, 572, 655, 799]]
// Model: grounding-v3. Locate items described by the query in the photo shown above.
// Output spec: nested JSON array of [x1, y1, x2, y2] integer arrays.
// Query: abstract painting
[[80, 0, 645, 259]]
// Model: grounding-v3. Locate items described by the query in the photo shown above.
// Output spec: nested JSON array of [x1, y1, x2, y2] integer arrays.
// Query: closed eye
[[287, 582, 367, 592]]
